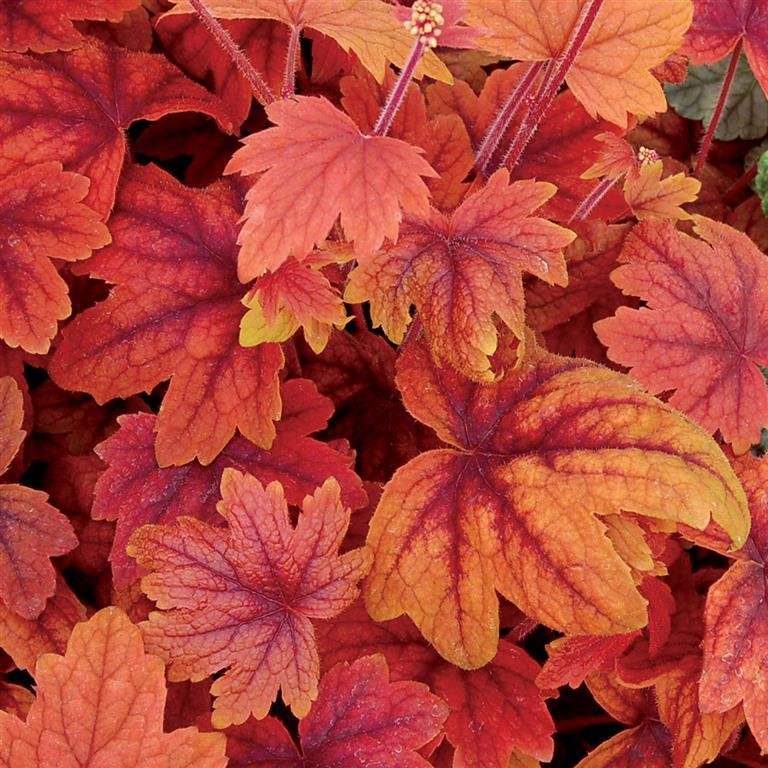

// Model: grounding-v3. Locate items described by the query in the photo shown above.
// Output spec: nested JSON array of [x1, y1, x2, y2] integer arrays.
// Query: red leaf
[[0, 607, 227, 767], [575, 721, 673, 767], [226, 95, 437, 280], [49, 163, 283, 466], [224, 654, 448, 768], [0, 162, 110, 353], [684, 0, 768, 97], [0, 0, 140, 52], [595, 217, 768, 454], [0, 39, 233, 217], [93, 379, 366, 588], [129, 469, 372, 727], [364, 334, 748, 667], [346, 169, 574, 380]]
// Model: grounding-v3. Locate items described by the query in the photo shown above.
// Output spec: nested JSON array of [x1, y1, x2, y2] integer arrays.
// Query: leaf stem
[[495, 0, 605, 174], [188, 0, 275, 106], [475, 61, 546, 178], [372, 37, 425, 137], [694, 40, 743, 178], [568, 175, 620, 223], [281, 24, 301, 98], [723, 163, 758, 202]]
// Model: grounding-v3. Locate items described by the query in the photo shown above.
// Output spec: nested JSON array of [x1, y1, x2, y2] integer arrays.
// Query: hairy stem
[[694, 40, 743, 178], [723, 163, 758, 202], [495, 0, 605, 174], [281, 24, 301, 98], [568, 175, 620, 223], [189, 0, 275, 106], [475, 61, 546, 177], [372, 37, 425, 137]]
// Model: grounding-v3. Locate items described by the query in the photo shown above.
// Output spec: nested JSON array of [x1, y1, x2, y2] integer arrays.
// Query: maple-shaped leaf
[[364, 333, 748, 668], [166, 0, 452, 84], [0, 38, 233, 217], [699, 451, 768, 751], [0, 0, 140, 52], [0, 162, 110, 353], [466, 0, 693, 126], [683, 0, 768, 97], [240, 255, 349, 354], [317, 600, 555, 768], [575, 721, 673, 767], [0, 607, 227, 768], [129, 468, 372, 727], [346, 169, 575, 380], [225, 654, 448, 768], [93, 378, 367, 588], [623, 160, 701, 221], [226, 96, 437, 280], [49, 163, 283, 467], [0, 377, 77, 619], [666, 55, 768, 141], [595, 217, 768, 454]]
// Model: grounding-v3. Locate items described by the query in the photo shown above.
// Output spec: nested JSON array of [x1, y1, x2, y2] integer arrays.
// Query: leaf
[[595, 217, 768, 454], [466, 0, 693, 126], [756, 149, 768, 217], [166, 0, 452, 83], [0, 162, 110, 353], [227, 96, 437, 280], [575, 721, 673, 768], [240, 255, 349, 354], [346, 169, 575, 380], [317, 600, 555, 767], [0, 607, 227, 768], [49, 163, 283, 467], [224, 654, 448, 768], [0, 38, 233, 217], [0, 377, 77, 619], [665, 55, 768, 141], [683, 0, 768, 97], [93, 379, 367, 588], [129, 469, 372, 727], [364, 333, 748, 668], [0, 0, 140, 52], [699, 452, 768, 751], [623, 160, 701, 221]]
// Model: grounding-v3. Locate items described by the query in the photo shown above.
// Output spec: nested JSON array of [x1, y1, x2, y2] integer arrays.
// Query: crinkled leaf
[[49, 163, 283, 467], [364, 333, 748, 668], [225, 654, 448, 768], [227, 96, 437, 280], [466, 0, 693, 126], [0, 163, 110, 353], [166, 0, 451, 83], [0, 0, 140, 52], [93, 379, 367, 588], [623, 160, 701, 221], [575, 721, 673, 767], [346, 169, 574, 380], [0, 607, 227, 768], [0, 39, 233, 217], [595, 217, 768, 454], [0, 377, 24, 475], [129, 469, 372, 727], [666, 55, 768, 141]]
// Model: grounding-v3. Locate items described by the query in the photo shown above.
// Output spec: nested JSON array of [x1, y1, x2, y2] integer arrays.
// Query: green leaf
[[665, 55, 768, 141], [757, 150, 768, 216]]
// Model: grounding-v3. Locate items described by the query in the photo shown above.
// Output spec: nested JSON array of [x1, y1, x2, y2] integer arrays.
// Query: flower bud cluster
[[403, 1, 444, 48]]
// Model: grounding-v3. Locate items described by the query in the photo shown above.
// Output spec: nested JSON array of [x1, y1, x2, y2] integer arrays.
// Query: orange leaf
[[595, 217, 768, 454], [166, 0, 452, 83], [700, 452, 768, 751], [224, 654, 448, 767], [0, 163, 110, 353], [346, 169, 574, 380], [0, 607, 227, 767], [466, 0, 693, 126], [129, 469, 372, 727], [364, 334, 748, 668], [0, 0, 140, 52], [623, 160, 701, 221], [575, 721, 673, 767], [226, 96, 437, 280], [49, 163, 283, 467], [0, 38, 233, 217], [0, 377, 24, 474]]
